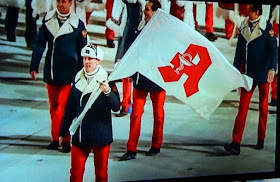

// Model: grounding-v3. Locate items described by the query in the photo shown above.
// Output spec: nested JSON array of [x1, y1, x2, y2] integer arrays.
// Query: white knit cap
[[81, 44, 104, 61]]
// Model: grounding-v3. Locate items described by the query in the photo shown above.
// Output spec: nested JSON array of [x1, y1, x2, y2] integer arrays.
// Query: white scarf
[[249, 16, 261, 33], [84, 67, 100, 83], [56, 9, 70, 23]]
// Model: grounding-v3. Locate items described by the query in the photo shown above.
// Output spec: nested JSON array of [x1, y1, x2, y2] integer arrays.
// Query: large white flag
[[109, 9, 252, 119]]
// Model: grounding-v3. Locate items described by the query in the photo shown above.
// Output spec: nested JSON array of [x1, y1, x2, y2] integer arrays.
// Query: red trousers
[[193, 3, 214, 33], [271, 75, 277, 100], [121, 78, 132, 112], [46, 84, 71, 142], [232, 83, 269, 144], [170, 1, 184, 21], [127, 88, 166, 152], [225, 19, 234, 39], [270, 22, 278, 100], [70, 145, 110, 182], [272, 22, 279, 37], [105, 0, 114, 40], [86, 12, 91, 25]]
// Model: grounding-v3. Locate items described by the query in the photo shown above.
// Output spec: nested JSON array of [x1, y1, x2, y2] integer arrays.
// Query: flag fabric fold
[[109, 9, 253, 119]]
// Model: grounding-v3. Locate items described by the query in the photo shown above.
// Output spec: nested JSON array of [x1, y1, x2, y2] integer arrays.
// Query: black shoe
[[121, 151, 137, 160], [107, 39, 115, 48], [270, 99, 277, 106], [224, 142, 240, 155], [254, 139, 264, 150], [61, 141, 71, 153], [6, 34, 16, 42], [26, 43, 34, 50], [47, 141, 60, 150], [205, 32, 217, 42], [115, 109, 128, 117], [146, 147, 160, 156]]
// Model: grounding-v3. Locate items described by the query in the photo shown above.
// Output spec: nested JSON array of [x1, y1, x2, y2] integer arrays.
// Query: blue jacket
[[30, 10, 87, 85], [133, 72, 164, 92], [116, 0, 142, 60], [233, 16, 278, 85], [60, 67, 120, 147]]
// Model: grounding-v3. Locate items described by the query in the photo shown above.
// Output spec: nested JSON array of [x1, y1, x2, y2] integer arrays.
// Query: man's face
[[248, 5, 259, 20], [144, 2, 155, 22], [56, 0, 72, 14], [83, 57, 100, 73]]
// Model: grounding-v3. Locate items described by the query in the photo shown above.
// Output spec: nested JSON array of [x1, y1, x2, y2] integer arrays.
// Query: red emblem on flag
[[158, 44, 212, 97]]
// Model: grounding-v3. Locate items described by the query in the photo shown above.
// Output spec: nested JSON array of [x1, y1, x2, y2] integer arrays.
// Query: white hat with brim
[[81, 44, 104, 61]]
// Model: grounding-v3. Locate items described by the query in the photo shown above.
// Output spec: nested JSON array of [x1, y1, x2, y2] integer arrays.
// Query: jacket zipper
[[245, 43, 248, 74], [51, 40, 55, 80], [136, 72, 139, 85]]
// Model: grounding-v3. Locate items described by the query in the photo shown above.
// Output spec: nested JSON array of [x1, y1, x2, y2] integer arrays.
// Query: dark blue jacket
[[233, 16, 278, 85], [119, 2, 164, 92], [30, 10, 87, 85], [116, 0, 142, 60], [60, 80, 120, 147], [132, 72, 164, 92]]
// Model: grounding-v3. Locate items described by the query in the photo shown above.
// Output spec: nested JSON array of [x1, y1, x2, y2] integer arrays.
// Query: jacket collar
[[75, 66, 108, 104], [45, 9, 79, 38], [240, 15, 267, 43]]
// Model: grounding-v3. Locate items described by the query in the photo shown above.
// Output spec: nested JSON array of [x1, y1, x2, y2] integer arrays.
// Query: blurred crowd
[[2, 1, 279, 45], [0, 1, 279, 181]]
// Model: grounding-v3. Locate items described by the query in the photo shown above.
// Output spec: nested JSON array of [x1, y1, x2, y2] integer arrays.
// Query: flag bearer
[[60, 44, 120, 182]]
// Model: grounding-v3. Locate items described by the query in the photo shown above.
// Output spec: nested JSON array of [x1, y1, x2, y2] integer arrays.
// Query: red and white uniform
[[270, 5, 279, 102], [170, 0, 195, 29], [105, 0, 115, 41], [127, 73, 166, 152], [193, 2, 214, 33]]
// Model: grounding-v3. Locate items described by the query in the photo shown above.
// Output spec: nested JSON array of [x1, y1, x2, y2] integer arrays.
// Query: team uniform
[[225, 15, 278, 154], [105, 0, 115, 48], [30, 9, 87, 147], [60, 63, 120, 182], [126, 73, 166, 153]]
